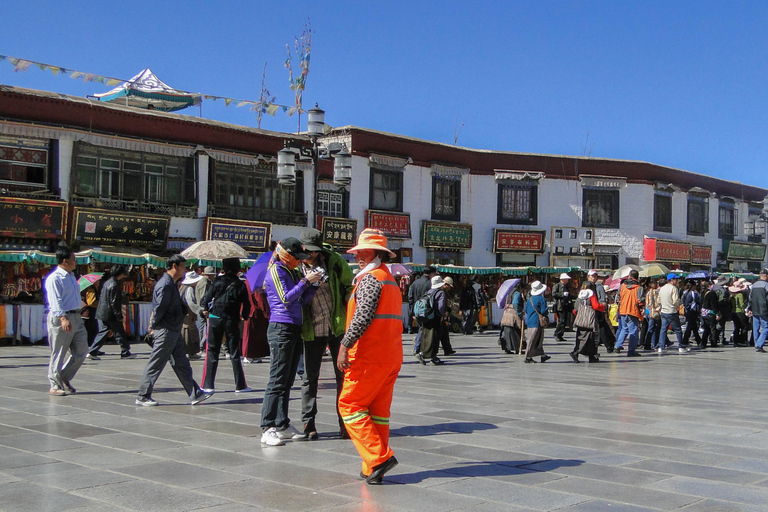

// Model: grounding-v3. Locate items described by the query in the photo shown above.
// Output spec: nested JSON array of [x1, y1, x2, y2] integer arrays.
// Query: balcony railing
[[209, 204, 307, 226], [71, 196, 198, 218]]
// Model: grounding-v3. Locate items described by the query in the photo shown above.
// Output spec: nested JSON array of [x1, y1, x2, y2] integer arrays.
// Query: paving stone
[[540, 475, 698, 509], [73, 479, 228, 510], [623, 459, 766, 484], [0, 480, 98, 511]]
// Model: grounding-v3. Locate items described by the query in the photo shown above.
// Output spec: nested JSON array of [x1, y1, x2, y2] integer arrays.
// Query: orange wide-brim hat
[[347, 228, 396, 257]]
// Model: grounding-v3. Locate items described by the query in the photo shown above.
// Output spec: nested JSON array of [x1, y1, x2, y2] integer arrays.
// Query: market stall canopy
[[93, 68, 201, 112]]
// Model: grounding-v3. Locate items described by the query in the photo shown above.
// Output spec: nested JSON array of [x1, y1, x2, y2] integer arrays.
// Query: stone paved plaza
[[2, 330, 768, 511]]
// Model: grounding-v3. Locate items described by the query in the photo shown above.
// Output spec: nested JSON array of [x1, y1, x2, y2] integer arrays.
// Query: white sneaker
[[276, 424, 303, 440], [201, 388, 215, 393], [235, 387, 253, 393], [261, 427, 285, 446], [679, 347, 691, 353], [657, 348, 663, 353]]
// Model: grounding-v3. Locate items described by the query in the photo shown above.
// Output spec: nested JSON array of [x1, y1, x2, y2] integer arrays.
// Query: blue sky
[[2, 1, 766, 187]]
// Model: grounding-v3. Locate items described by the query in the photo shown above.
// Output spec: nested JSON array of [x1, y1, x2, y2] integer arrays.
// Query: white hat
[[588, 270, 598, 276], [431, 275, 446, 289], [531, 281, 547, 296], [559, 273, 571, 280], [181, 271, 204, 285]]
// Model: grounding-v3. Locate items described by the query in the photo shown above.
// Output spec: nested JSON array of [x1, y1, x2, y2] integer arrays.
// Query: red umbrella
[[603, 276, 622, 291]]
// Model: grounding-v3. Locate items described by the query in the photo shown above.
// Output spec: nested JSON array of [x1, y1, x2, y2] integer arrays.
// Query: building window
[[497, 184, 537, 225], [213, 160, 300, 223], [744, 205, 765, 242], [432, 176, 460, 221], [687, 194, 709, 236], [718, 201, 737, 239], [370, 168, 403, 211], [317, 190, 344, 218], [0, 138, 49, 190], [73, 144, 196, 206], [596, 254, 619, 270], [426, 248, 464, 265], [653, 192, 672, 232], [582, 188, 619, 228]]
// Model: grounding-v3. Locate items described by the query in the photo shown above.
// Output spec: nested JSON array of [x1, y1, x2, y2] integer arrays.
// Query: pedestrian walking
[[408, 266, 436, 346], [135, 254, 212, 406], [613, 270, 645, 357], [682, 281, 702, 346], [88, 265, 134, 359], [415, 275, 449, 365], [439, 276, 457, 356], [552, 273, 573, 342], [571, 283, 604, 363], [658, 273, 689, 353], [459, 275, 482, 335], [337, 228, 402, 484], [499, 280, 523, 354], [524, 280, 551, 363], [80, 280, 99, 351], [747, 268, 768, 353], [260, 238, 321, 446], [297, 228, 354, 440], [180, 270, 203, 359], [195, 266, 215, 353], [700, 280, 721, 349], [44, 244, 88, 396], [644, 280, 661, 350], [729, 280, 749, 346]]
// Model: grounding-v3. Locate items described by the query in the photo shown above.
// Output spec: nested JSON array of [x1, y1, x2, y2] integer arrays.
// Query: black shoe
[[431, 357, 444, 365], [504, 349, 513, 354], [555, 337, 566, 342], [615, 347, 623, 353], [627, 351, 642, 357], [588, 356, 600, 363], [121, 352, 137, 359], [757, 347, 766, 353], [540, 355, 551, 363], [340, 428, 351, 439], [366, 456, 398, 485], [415, 353, 427, 365], [95, 350, 106, 356], [524, 358, 536, 363], [444, 350, 457, 356], [606, 347, 614, 353], [360, 471, 367, 479], [569, 352, 580, 363], [189, 353, 202, 360]]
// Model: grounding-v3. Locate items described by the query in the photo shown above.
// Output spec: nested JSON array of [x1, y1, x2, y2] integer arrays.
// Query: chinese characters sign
[[365, 210, 411, 238], [205, 217, 271, 251], [422, 221, 472, 249], [691, 245, 713, 266], [493, 229, 546, 254], [0, 198, 66, 239], [72, 208, 169, 249], [643, 237, 691, 262], [321, 217, 358, 248], [726, 241, 766, 261]]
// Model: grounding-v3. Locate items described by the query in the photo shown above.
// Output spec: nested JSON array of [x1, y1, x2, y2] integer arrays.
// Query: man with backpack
[[414, 276, 448, 365], [408, 266, 436, 353], [200, 257, 252, 393], [613, 270, 645, 357]]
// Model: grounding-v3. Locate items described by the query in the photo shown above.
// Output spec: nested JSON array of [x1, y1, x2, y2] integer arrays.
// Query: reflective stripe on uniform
[[381, 280, 399, 287], [373, 314, 402, 320], [370, 414, 389, 425], [342, 410, 370, 424]]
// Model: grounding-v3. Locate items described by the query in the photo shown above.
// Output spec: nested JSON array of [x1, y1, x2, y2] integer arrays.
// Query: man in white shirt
[[44, 245, 88, 395], [658, 273, 689, 353]]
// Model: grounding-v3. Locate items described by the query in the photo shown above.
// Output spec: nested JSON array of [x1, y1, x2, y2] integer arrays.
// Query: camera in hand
[[311, 267, 329, 285]]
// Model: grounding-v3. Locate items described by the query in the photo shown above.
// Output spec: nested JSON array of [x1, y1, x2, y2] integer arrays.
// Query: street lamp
[[276, 103, 352, 226]]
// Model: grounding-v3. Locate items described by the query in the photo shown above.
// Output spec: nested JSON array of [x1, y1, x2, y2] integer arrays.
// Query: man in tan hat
[[337, 228, 401, 484]]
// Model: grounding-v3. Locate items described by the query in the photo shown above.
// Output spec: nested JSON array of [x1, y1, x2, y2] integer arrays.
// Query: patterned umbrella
[[78, 273, 104, 292], [386, 263, 412, 276], [180, 240, 248, 260]]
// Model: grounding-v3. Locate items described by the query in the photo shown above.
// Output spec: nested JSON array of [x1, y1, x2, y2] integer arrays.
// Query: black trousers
[[683, 311, 701, 344], [203, 315, 246, 391], [301, 334, 345, 432], [700, 315, 719, 348], [572, 328, 597, 356]]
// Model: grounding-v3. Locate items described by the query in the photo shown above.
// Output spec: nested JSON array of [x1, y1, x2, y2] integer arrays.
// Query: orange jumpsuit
[[338, 266, 403, 475]]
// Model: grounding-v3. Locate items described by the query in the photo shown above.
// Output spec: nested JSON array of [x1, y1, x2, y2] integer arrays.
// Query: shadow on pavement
[[391, 421, 497, 437], [391, 458, 584, 484]]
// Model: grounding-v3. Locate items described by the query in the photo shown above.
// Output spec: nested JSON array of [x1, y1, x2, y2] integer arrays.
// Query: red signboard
[[643, 237, 691, 262], [493, 229, 546, 254], [691, 244, 713, 266], [365, 210, 411, 238]]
